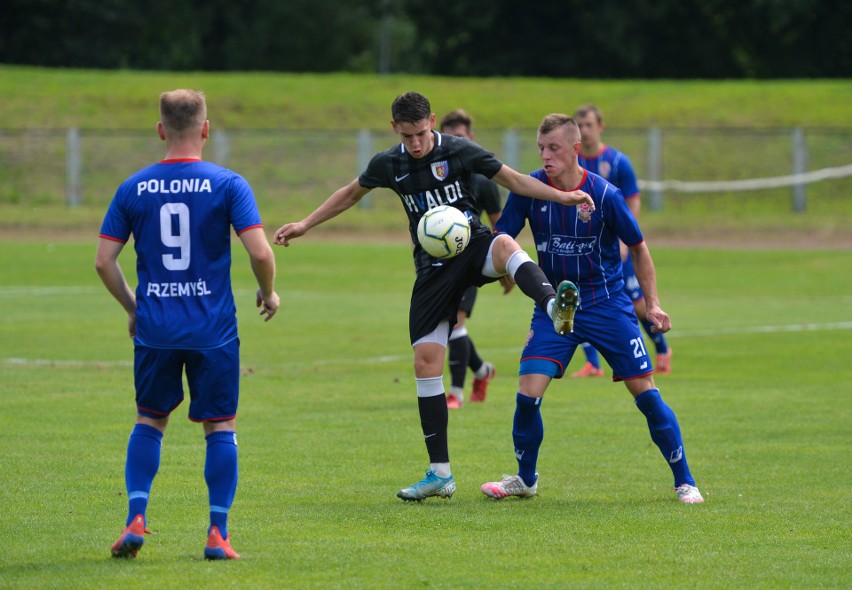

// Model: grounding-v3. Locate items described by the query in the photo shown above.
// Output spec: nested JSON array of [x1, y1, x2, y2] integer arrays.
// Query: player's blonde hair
[[159, 89, 207, 137], [538, 114, 580, 142]]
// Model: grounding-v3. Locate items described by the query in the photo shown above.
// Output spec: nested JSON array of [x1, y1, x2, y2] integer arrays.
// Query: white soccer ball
[[416, 205, 471, 259]]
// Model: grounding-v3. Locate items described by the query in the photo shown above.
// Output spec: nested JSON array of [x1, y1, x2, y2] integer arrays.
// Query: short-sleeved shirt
[[99, 159, 262, 350], [496, 168, 643, 309], [358, 131, 503, 274], [578, 146, 640, 199]]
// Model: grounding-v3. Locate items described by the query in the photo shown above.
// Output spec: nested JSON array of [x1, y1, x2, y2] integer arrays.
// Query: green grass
[[2, 66, 852, 238], [1, 240, 850, 588], [3, 66, 851, 130]]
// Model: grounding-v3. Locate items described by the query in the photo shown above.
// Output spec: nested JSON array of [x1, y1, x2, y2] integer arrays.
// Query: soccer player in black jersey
[[274, 92, 593, 501]]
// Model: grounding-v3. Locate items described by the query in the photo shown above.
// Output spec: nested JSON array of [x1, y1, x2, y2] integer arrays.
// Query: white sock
[[449, 386, 464, 402], [547, 297, 556, 319], [431, 462, 451, 478]]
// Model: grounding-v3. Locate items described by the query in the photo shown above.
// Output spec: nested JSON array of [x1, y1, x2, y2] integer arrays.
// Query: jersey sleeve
[[98, 184, 132, 242], [615, 154, 640, 199], [227, 173, 263, 234], [459, 140, 503, 179], [604, 186, 643, 246], [358, 151, 390, 189]]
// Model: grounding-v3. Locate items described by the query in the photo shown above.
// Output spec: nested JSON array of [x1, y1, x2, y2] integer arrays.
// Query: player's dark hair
[[440, 109, 473, 133], [392, 92, 432, 124], [538, 114, 580, 143], [574, 103, 603, 123], [160, 89, 207, 134]]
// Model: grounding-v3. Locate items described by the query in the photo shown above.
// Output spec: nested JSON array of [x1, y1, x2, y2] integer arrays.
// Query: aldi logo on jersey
[[430, 161, 449, 181]]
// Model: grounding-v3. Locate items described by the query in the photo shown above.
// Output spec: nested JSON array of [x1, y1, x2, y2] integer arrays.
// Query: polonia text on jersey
[[146, 279, 212, 298], [137, 178, 212, 196], [400, 180, 464, 213]]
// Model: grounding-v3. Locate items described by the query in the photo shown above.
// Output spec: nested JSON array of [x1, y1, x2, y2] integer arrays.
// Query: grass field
[[1, 239, 850, 589]]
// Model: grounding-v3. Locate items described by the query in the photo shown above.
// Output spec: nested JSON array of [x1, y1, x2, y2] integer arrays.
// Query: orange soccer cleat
[[111, 514, 150, 558], [570, 362, 604, 378], [204, 526, 240, 560]]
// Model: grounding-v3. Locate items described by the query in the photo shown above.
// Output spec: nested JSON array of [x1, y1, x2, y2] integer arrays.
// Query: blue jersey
[[496, 169, 643, 308], [578, 146, 639, 199], [99, 159, 263, 349]]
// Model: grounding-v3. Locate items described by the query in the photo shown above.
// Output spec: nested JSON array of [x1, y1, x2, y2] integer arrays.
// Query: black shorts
[[409, 232, 499, 344], [458, 286, 478, 317]]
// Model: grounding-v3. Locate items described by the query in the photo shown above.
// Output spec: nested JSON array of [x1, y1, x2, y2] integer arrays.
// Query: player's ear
[[429, 113, 436, 128], [201, 120, 210, 139], [156, 121, 166, 141]]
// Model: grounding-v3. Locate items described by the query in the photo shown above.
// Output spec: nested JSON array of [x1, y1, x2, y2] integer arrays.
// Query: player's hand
[[257, 289, 280, 321], [562, 190, 594, 211], [499, 274, 515, 294], [644, 305, 671, 334], [274, 222, 307, 246]]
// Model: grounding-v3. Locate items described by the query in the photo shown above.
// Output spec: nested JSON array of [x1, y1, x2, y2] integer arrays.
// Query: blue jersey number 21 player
[[96, 90, 280, 560], [482, 114, 703, 504]]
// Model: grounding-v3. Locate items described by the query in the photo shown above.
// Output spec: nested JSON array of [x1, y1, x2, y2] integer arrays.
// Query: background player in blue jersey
[[96, 90, 280, 560], [273, 92, 591, 502], [571, 103, 673, 377], [481, 114, 703, 504], [439, 109, 502, 409]]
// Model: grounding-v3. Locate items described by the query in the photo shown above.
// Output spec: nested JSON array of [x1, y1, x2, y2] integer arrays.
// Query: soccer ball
[[416, 205, 471, 259]]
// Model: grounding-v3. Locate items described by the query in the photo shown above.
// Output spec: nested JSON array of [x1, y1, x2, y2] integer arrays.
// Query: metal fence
[[1, 127, 850, 215]]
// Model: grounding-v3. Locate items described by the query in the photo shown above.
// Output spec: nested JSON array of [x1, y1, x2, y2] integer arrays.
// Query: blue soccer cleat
[[397, 469, 456, 501]]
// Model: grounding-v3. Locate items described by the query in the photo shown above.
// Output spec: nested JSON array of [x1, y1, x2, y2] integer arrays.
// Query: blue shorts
[[134, 339, 240, 422], [519, 292, 652, 381], [622, 255, 644, 302]]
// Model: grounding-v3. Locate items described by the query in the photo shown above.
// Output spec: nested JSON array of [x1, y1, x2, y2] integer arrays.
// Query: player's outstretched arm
[[629, 241, 671, 333], [95, 237, 137, 338], [274, 178, 371, 246], [492, 165, 594, 210], [239, 227, 279, 321]]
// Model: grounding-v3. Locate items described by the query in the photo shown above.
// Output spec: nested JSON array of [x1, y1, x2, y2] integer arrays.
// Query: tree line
[[1, 0, 847, 78]]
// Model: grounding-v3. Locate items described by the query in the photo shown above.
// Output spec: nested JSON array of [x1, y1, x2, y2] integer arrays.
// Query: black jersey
[[359, 131, 503, 250], [470, 173, 502, 219]]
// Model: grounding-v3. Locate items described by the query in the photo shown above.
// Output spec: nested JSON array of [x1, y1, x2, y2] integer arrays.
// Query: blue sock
[[125, 423, 163, 526], [641, 319, 669, 354], [581, 343, 601, 369], [205, 431, 238, 539], [512, 393, 543, 488], [634, 389, 695, 487]]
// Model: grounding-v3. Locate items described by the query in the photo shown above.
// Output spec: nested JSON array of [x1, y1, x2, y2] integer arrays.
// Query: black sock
[[448, 336, 469, 389], [467, 338, 483, 373], [418, 395, 449, 463], [513, 261, 556, 313]]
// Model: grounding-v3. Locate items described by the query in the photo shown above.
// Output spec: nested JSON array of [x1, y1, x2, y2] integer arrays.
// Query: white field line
[[4, 321, 851, 370]]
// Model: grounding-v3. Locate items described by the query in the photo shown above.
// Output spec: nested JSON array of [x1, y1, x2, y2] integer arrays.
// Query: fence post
[[357, 129, 373, 208], [792, 127, 807, 212], [212, 129, 229, 167], [647, 126, 663, 211], [66, 127, 82, 207], [502, 128, 519, 171]]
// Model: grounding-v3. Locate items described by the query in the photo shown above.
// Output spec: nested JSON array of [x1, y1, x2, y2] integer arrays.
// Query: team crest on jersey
[[430, 160, 449, 181], [599, 161, 611, 180], [577, 202, 592, 222]]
